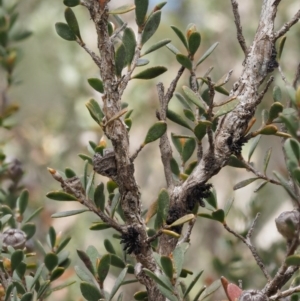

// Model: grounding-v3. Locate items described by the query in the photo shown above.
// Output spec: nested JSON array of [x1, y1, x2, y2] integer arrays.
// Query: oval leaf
[[182, 138, 196, 163], [85, 98, 104, 124], [142, 39, 171, 56], [51, 209, 88, 218], [211, 209, 225, 223], [115, 43, 126, 77], [167, 109, 193, 131], [17, 189, 29, 215], [170, 25, 188, 49], [80, 282, 103, 301], [182, 86, 206, 113], [46, 191, 77, 201], [109, 4, 135, 15], [123, 28, 136, 66], [55, 22, 76, 41], [160, 256, 174, 280], [63, 0, 80, 7], [132, 66, 167, 79], [214, 98, 239, 119], [64, 8, 82, 41], [94, 182, 105, 211], [233, 178, 259, 190], [87, 78, 104, 93], [144, 121, 167, 145], [90, 222, 111, 230], [97, 254, 111, 285], [135, 0, 148, 27], [143, 268, 173, 292], [188, 32, 201, 55], [44, 253, 58, 272], [176, 54, 192, 70], [141, 11, 161, 45], [196, 42, 219, 66], [286, 255, 300, 266], [169, 214, 195, 227]]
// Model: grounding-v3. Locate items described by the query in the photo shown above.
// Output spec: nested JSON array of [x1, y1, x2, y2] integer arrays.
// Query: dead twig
[[275, 9, 300, 40]]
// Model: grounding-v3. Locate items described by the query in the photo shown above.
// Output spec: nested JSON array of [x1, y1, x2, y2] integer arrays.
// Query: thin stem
[[275, 9, 300, 40], [230, 0, 248, 55], [223, 216, 271, 281]]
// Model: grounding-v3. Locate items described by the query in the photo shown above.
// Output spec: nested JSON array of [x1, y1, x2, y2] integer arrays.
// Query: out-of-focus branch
[[224, 213, 271, 281], [230, 0, 248, 55], [275, 9, 300, 40], [293, 62, 300, 89]]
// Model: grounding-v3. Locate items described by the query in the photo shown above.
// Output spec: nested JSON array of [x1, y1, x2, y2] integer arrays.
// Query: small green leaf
[[109, 4, 136, 15], [132, 66, 167, 79], [44, 253, 58, 272], [254, 181, 268, 193], [21, 223, 36, 240], [141, 11, 161, 45], [51, 209, 88, 218], [211, 209, 225, 223], [11, 250, 24, 271], [48, 226, 56, 248], [284, 138, 300, 174], [77, 249, 95, 275], [194, 121, 211, 141], [157, 189, 170, 224], [143, 268, 173, 292], [107, 180, 118, 193], [167, 109, 193, 131], [279, 112, 298, 138], [109, 267, 128, 301], [20, 292, 33, 301], [185, 160, 197, 175], [258, 125, 278, 135], [293, 168, 300, 186], [160, 256, 174, 280], [175, 92, 192, 110], [170, 157, 180, 177], [263, 148, 272, 174], [90, 222, 111, 230], [183, 109, 195, 122], [182, 138, 196, 163], [65, 167, 76, 178], [17, 189, 29, 215], [37, 280, 51, 299], [171, 133, 184, 155], [182, 86, 206, 113], [4, 284, 13, 301], [173, 243, 188, 278], [142, 39, 171, 56], [104, 239, 116, 254], [10, 30, 32, 41], [278, 36, 286, 60], [55, 22, 76, 41], [233, 178, 259, 190], [94, 183, 105, 211], [80, 282, 103, 301], [87, 78, 104, 93], [204, 189, 217, 209], [248, 135, 261, 162], [274, 171, 298, 201], [161, 229, 181, 238], [214, 98, 239, 119], [184, 270, 204, 298], [16, 262, 27, 279], [176, 54, 192, 70], [86, 98, 104, 124], [56, 236, 72, 254], [166, 43, 180, 55], [110, 254, 126, 268], [97, 254, 111, 286], [46, 191, 77, 201], [169, 214, 195, 227], [134, 291, 148, 301], [135, 0, 148, 27], [63, 0, 80, 7], [79, 153, 93, 165], [200, 279, 221, 301], [267, 102, 284, 123], [75, 265, 94, 283], [273, 86, 282, 102], [122, 28, 136, 66], [286, 255, 300, 266], [188, 32, 201, 55], [170, 25, 188, 49], [136, 58, 149, 66], [50, 267, 65, 282], [115, 43, 126, 77], [144, 121, 167, 145], [196, 42, 219, 66], [64, 8, 82, 41]]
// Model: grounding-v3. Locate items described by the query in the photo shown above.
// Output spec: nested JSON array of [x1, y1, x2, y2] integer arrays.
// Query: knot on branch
[[275, 210, 300, 241], [61, 176, 85, 199], [121, 226, 142, 255], [186, 183, 213, 211], [227, 135, 249, 156], [93, 149, 117, 179], [166, 204, 184, 234]]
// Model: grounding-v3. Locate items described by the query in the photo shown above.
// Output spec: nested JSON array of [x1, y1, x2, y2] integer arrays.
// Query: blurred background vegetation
[[2, 0, 300, 300]]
